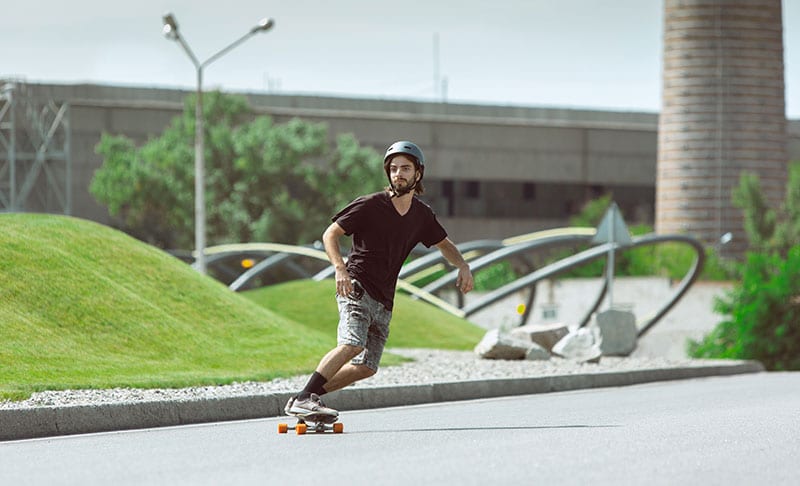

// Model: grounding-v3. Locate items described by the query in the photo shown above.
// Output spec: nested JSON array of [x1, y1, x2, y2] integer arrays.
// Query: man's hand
[[334, 266, 353, 297], [323, 222, 352, 297], [455, 264, 474, 294], [434, 237, 474, 294]]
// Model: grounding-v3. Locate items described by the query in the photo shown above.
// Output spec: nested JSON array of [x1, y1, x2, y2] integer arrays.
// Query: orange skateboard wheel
[[277, 423, 288, 434], [296, 423, 308, 435], [333, 422, 344, 434]]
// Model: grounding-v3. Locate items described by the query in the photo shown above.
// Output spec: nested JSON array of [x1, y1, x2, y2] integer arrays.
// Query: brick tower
[[656, 0, 788, 257]]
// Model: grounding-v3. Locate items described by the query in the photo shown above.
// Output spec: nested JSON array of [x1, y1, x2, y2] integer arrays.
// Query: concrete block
[[597, 309, 638, 356]]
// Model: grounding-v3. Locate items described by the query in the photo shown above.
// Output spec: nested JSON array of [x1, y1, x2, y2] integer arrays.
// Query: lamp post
[[162, 13, 274, 274]]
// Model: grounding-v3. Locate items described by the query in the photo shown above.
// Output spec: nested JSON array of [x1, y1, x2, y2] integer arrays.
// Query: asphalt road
[[2, 373, 798, 485]]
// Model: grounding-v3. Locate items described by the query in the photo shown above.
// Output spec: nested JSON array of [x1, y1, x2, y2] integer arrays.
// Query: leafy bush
[[734, 162, 800, 257], [690, 163, 800, 368], [405, 260, 518, 292], [689, 246, 800, 370], [626, 242, 735, 281], [473, 260, 518, 291]]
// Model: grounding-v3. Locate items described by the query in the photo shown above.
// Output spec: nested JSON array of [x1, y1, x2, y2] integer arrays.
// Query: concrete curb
[[0, 361, 764, 442]]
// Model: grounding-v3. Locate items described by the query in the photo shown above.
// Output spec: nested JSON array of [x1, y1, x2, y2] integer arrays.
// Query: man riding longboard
[[283, 140, 474, 421]]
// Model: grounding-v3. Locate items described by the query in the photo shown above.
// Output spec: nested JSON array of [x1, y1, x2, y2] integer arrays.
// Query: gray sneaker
[[284, 396, 296, 415], [288, 393, 338, 418]]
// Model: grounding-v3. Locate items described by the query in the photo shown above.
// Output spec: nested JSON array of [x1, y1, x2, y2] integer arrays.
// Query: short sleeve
[[419, 211, 447, 247], [332, 196, 370, 236]]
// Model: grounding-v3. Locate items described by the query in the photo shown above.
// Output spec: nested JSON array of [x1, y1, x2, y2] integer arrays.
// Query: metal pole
[[607, 205, 616, 310], [162, 14, 273, 275], [195, 67, 206, 274]]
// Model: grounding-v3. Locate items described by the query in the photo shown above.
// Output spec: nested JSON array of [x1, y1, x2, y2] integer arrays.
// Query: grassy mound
[[0, 214, 483, 401], [0, 214, 332, 400]]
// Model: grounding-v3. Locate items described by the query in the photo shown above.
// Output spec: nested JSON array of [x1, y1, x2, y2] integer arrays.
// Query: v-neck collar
[[386, 191, 414, 217]]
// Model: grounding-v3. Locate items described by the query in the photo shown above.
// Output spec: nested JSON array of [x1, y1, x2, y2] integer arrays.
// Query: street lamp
[[161, 12, 275, 274]]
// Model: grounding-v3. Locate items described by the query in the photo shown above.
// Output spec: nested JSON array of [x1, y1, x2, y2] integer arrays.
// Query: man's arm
[[434, 237, 474, 294], [322, 222, 353, 297]]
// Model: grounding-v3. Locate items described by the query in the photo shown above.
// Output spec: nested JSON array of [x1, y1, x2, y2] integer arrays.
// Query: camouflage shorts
[[335, 280, 392, 371]]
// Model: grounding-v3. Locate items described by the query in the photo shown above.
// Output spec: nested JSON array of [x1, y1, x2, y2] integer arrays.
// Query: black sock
[[298, 371, 328, 400]]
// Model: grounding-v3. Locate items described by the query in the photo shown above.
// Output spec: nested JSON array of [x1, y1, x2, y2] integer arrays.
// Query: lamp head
[[252, 17, 275, 33], [162, 12, 179, 40]]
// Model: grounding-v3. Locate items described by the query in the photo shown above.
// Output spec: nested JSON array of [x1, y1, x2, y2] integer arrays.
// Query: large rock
[[596, 309, 638, 356], [551, 326, 602, 363], [474, 329, 549, 360], [510, 322, 569, 351]]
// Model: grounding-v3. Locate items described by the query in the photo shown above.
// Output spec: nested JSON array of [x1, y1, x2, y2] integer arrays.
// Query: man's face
[[388, 155, 418, 191]]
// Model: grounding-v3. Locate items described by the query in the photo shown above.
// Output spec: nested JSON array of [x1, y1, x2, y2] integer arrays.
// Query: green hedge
[[689, 246, 800, 370]]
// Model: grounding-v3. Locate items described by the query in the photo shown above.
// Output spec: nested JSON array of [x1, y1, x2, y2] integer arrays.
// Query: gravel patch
[[0, 349, 738, 410]]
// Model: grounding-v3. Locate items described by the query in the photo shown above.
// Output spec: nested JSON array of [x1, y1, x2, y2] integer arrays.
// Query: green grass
[[244, 280, 485, 350], [0, 214, 483, 401]]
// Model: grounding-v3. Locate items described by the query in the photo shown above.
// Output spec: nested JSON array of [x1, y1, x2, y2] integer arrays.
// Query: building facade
[[2, 81, 798, 247]]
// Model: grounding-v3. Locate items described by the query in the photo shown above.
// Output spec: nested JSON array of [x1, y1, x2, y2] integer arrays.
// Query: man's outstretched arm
[[434, 237, 474, 294]]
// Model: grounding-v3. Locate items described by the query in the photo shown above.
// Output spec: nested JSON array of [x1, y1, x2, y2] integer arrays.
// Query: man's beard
[[391, 179, 415, 197]]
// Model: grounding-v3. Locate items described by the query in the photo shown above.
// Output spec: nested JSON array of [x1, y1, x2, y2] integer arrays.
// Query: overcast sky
[[2, 0, 798, 117]]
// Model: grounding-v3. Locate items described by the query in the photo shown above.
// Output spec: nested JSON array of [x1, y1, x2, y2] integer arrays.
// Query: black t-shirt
[[332, 191, 447, 310]]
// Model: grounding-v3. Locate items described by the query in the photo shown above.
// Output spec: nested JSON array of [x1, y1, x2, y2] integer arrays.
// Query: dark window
[[441, 180, 454, 198], [441, 180, 455, 216], [465, 180, 480, 199], [523, 182, 537, 200]]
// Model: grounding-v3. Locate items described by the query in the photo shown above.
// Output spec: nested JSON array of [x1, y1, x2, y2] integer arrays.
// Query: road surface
[[1, 373, 798, 485]]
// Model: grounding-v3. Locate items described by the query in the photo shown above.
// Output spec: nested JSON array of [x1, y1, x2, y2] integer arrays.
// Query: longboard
[[278, 413, 344, 435]]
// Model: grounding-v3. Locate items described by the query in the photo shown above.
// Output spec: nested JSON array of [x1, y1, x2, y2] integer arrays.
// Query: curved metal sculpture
[[204, 242, 465, 316], [459, 233, 704, 337], [199, 229, 705, 337]]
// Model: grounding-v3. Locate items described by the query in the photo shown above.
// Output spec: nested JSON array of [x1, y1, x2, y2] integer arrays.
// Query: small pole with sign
[[590, 202, 632, 310]]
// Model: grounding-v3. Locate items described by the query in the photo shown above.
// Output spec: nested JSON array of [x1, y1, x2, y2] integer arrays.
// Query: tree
[[689, 248, 800, 370], [773, 162, 800, 252], [689, 162, 800, 369], [91, 91, 384, 248], [732, 162, 800, 256], [733, 172, 777, 253]]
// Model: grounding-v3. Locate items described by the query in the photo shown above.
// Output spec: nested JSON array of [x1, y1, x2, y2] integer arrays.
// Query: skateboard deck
[[278, 412, 343, 435]]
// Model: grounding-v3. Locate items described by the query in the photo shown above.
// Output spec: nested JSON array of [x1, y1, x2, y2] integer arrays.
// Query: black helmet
[[383, 141, 426, 196], [384, 141, 424, 167]]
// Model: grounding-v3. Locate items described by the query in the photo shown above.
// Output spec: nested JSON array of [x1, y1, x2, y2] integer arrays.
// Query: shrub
[[473, 260, 518, 291], [688, 246, 800, 370]]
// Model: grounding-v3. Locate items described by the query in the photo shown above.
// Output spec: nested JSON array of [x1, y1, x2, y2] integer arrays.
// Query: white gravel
[[0, 349, 734, 410]]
